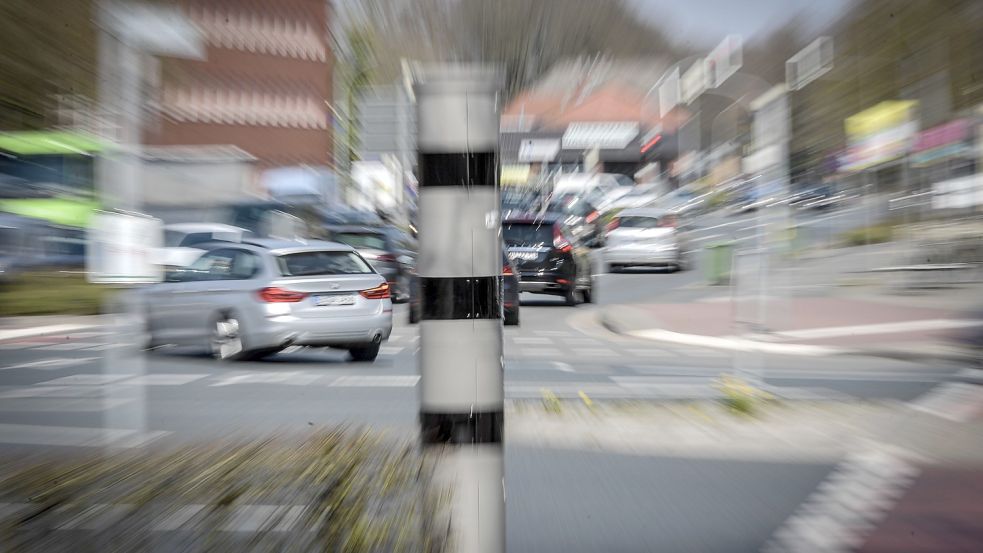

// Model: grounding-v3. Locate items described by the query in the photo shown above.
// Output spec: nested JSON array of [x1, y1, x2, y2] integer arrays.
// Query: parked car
[[547, 193, 604, 247], [503, 214, 593, 305], [602, 181, 668, 213], [143, 238, 393, 362], [157, 223, 250, 268], [553, 173, 632, 210], [323, 225, 415, 303], [601, 208, 690, 272], [408, 250, 520, 325]]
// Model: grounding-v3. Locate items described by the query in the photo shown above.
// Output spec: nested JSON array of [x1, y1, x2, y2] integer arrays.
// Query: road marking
[[571, 348, 615, 357], [210, 372, 323, 387], [379, 346, 404, 355], [0, 324, 95, 342], [551, 362, 575, 372], [328, 375, 419, 387], [1, 357, 100, 370], [153, 504, 207, 531], [519, 348, 563, 357], [532, 330, 572, 337], [34, 342, 104, 351], [0, 398, 133, 412], [908, 382, 983, 422], [625, 348, 674, 357], [0, 386, 104, 399], [774, 319, 983, 340], [118, 374, 208, 386], [763, 446, 921, 553], [37, 374, 134, 386], [0, 423, 169, 448], [512, 337, 553, 345]]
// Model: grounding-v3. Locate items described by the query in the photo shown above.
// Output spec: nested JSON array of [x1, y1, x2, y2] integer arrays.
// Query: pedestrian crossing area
[[0, 327, 735, 364]]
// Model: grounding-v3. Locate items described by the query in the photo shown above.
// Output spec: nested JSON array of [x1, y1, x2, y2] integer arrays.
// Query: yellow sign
[[501, 164, 531, 185], [845, 101, 917, 140]]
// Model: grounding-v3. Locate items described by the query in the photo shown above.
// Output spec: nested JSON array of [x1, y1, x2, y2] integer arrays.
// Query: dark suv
[[503, 214, 593, 306], [323, 225, 416, 303]]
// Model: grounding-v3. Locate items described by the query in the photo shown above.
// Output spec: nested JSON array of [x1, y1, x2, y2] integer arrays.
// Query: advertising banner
[[841, 100, 918, 172]]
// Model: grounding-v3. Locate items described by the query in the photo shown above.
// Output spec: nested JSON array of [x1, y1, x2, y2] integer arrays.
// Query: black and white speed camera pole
[[415, 66, 505, 553]]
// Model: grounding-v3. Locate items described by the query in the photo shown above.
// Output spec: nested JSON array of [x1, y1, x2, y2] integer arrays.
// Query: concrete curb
[[0, 320, 102, 342], [598, 308, 978, 363]]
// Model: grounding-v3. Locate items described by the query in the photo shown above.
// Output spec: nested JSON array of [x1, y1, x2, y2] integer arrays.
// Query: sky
[[633, 0, 854, 48]]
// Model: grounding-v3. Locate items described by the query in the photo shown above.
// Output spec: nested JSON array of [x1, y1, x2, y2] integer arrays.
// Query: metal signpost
[[415, 67, 505, 553]]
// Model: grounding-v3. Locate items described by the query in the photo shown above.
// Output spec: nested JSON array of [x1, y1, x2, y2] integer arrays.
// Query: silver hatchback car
[[143, 239, 393, 361]]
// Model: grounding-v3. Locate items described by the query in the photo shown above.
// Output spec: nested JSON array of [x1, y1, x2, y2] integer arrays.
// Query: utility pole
[[415, 66, 504, 553]]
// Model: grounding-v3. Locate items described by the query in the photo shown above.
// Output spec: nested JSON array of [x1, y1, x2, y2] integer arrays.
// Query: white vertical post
[[415, 67, 504, 553]]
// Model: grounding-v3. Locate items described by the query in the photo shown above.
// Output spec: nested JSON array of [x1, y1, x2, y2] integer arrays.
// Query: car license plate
[[314, 294, 355, 306], [508, 251, 537, 261]]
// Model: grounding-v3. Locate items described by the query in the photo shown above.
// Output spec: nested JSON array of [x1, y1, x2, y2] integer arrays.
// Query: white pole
[[415, 67, 505, 553], [96, 16, 147, 448]]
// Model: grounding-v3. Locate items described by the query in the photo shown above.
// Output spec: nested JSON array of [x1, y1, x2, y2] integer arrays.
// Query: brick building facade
[[145, 0, 332, 169]]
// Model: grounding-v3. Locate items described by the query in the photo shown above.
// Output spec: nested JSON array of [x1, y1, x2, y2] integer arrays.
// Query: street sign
[[87, 212, 163, 284], [658, 67, 681, 118], [707, 35, 743, 88], [101, 1, 205, 59], [518, 139, 561, 162], [680, 59, 709, 104], [786, 37, 833, 91]]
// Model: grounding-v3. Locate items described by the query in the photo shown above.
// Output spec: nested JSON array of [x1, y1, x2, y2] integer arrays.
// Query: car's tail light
[[585, 210, 600, 223], [605, 218, 620, 233], [360, 282, 391, 299], [375, 253, 397, 262], [660, 215, 678, 228], [502, 264, 514, 276], [258, 287, 308, 303], [553, 225, 572, 253]]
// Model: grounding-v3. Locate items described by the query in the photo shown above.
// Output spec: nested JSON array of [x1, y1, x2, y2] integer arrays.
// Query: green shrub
[[0, 271, 109, 316]]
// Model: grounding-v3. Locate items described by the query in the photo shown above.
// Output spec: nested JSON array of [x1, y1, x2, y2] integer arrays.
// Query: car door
[[177, 248, 264, 343]]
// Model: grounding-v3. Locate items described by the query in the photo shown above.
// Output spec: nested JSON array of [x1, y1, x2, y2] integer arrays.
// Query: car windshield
[[503, 222, 553, 246], [276, 251, 374, 276], [331, 232, 387, 251]]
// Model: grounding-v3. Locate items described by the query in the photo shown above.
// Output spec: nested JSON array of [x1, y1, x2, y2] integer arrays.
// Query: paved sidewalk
[[601, 273, 983, 361], [0, 315, 107, 342]]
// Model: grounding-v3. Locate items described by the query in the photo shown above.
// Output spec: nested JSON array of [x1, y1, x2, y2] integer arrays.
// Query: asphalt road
[[0, 201, 956, 550]]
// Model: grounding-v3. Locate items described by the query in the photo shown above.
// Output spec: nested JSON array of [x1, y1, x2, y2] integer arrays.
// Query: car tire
[[408, 304, 420, 324], [564, 285, 579, 306], [209, 313, 252, 361], [349, 343, 381, 362], [504, 308, 520, 326], [581, 286, 593, 304]]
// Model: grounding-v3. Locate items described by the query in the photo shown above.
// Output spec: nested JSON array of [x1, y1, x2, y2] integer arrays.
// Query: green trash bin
[[704, 241, 735, 285]]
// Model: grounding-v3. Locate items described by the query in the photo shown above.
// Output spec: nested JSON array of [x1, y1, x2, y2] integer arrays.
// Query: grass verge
[[0, 430, 447, 552], [0, 271, 109, 317]]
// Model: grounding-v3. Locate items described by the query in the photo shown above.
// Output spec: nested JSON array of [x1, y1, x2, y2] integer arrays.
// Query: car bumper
[[603, 248, 680, 266], [518, 274, 573, 294], [247, 311, 393, 349]]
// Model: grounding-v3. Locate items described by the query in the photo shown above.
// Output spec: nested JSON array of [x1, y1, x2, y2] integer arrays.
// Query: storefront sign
[[562, 122, 639, 150], [706, 35, 742, 88], [517, 139, 561, 162], [680, 59, 708, 104], [841, 100, 918, 172], [911, 119, 970, 166]]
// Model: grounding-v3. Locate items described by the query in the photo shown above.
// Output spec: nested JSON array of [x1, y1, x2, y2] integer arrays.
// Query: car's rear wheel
[[564, 285, 579, 306], [504, 308, 520, 326], [408, 303, 420, 324], [349, 343, 380, 362], [210, 314, 251, 361], [581, 286, 593, 304]]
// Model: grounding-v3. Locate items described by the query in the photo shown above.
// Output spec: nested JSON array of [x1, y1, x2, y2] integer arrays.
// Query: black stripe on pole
[[420, 276, 500, 320], [420, 410, 504, 444], [418, 152, 497, 187]]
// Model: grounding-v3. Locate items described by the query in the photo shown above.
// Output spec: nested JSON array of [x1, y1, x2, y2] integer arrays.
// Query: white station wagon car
[[143, 238, 393, 361]]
